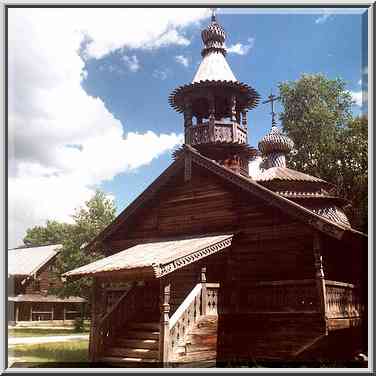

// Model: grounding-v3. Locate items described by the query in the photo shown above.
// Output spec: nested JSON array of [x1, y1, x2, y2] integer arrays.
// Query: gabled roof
[[65, 234, 233, 280], [85, 146, 366, 252], [8, 244, 62, 277]]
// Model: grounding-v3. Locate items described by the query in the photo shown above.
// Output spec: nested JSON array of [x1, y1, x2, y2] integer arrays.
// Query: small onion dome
[[201, 19, 226, 56], [258, 126, 294, 155]]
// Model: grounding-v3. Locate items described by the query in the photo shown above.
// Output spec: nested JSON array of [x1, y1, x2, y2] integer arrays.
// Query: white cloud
[[122, 55, 140, 72], [227, 37, 255, 56], [248, 156, 262, 179], [8, 8, 207, 247], [315, 10, 332, 24], [153, 69, 169, 80], [349, 90, 365, 107], [175, 55, 189, 67]]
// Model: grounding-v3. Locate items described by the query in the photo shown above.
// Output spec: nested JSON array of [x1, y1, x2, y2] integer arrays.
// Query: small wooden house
[[8, 244, 85, 324], [64, 13, 367, 366]]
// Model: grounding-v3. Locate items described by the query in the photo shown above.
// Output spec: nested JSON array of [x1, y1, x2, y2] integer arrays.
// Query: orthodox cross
[[210, 7, 217, 22], [262, 90, 281, 127]]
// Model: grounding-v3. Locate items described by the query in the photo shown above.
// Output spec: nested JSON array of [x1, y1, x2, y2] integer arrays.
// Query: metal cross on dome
[[262, 90, 281, 127], [210, 7, 217, 22]]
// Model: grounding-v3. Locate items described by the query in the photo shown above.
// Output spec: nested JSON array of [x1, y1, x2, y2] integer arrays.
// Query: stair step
[[107, 347, 159, 359], [127, 322, 160, 331], [125, 330, 159, 340], [116, 338, 159, 349], [100, 356, 159, 364]]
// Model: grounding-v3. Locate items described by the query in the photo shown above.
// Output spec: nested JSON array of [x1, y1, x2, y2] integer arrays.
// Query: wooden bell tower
[[169, 11, 260, 176]]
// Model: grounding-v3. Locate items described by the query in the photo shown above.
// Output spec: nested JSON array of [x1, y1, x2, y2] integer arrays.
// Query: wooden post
[[15, 304, 19, 323], [230, 95, 237, 122], [159, 282, 170, 366], [51, 305, 54, 321], [30, 305, 33, 321], [89, 278, 99, 362], [63, 306, 66, 323], [201, 267, 207, 316], [184, 99, 192, 128], [236, 111, 241, 125], [313, 232, 328, 334]]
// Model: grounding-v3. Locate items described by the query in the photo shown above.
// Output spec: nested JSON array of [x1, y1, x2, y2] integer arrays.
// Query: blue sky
[[82, 8, 367, 214], [8, 7, 368, 247]]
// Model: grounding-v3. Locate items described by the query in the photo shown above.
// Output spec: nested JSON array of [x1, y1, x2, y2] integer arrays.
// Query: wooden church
[[64, 12, 367, 367]]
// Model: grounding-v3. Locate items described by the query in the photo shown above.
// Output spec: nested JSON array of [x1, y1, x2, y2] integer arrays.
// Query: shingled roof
[[83, 146, 365, 254], [8, 244, 62, 277], [254, 166, 331, 184], [64, 234, 233, 280]]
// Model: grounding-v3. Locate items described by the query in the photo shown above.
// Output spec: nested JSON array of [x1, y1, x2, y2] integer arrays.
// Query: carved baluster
[[201, 267, 207, 316], [159, 282, 170, 365]]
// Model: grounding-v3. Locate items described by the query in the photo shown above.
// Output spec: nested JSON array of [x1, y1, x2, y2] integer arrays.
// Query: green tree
[[278, 74, 367, 232], [23, 220, 73, 246], [54, 190, 116, 299], [23, 190, 116, 299]]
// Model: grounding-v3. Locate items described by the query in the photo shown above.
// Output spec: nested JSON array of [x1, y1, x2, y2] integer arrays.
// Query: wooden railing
[[159, 275, 220, 364], [185, 121, 247, 146], [230, 279, 319, 314], [324, 280, 362, 319], [206, 283, 219, 315], [168, 283, 203, 359]]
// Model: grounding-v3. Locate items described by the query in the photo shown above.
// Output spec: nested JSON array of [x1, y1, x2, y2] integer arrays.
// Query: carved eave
[[64, 234, 234, 281], [169, 80, 260, 113], [152, 235, 233, 278]]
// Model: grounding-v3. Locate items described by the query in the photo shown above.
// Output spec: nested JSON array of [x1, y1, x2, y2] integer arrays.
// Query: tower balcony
[[185, 121, 247, 146]]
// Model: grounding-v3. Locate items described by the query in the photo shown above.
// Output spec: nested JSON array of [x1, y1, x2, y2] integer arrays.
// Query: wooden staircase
[[100, 321, 160, 366], [171, 314, 218, 367]]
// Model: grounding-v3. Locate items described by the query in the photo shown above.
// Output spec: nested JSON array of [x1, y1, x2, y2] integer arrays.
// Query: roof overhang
[[64, 234, 233, 281], [8, 294, 86, 303]]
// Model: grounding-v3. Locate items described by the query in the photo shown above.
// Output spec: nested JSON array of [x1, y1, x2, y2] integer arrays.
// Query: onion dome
[[169, 12, 260, 114], [258, 126, 294, 168], [201, 12, 227, 57]]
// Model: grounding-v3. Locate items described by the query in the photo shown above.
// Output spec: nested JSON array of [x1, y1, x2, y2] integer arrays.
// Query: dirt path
[[9, 334, 89, 346]]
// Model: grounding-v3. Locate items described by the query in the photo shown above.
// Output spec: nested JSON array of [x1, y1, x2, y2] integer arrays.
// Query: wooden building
[[64, 13, 367, 366], [8, 244, 85, 324]]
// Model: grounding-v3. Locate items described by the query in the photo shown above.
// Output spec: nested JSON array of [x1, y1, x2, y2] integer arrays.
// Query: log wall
[[103, 164, 328, 361], [24, 257, 63, 295]]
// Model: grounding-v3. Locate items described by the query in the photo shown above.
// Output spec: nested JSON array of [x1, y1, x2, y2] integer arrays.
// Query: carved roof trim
[[65, 234, 233, 280]]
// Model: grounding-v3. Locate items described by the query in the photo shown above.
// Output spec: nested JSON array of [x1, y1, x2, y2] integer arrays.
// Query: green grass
[[9, 327, 89, 337], [9, 340, 89, 365]]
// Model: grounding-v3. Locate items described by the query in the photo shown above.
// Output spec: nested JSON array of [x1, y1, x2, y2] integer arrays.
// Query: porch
[[63, 234, 364, 365]]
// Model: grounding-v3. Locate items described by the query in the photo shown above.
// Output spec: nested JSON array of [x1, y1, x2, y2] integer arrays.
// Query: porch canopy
[[63, 234, 233, 281], [8, 294, 85, 303]]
